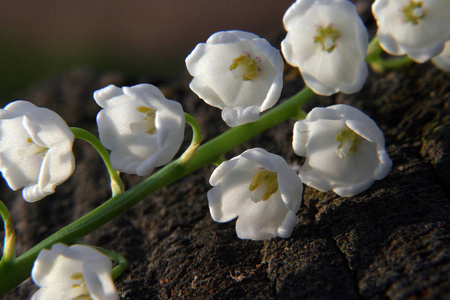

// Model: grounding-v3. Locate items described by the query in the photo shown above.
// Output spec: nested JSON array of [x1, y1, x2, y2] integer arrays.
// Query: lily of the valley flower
[[31, 243, 118, 300], [94, 84, 185, 176], [0, 101, 75, 202], [207, 148, 303, 240], [432, 41, 450, 72], [372, 0, 450, 63], [281, 0, 369, 96], [293, 104, 392, 197], [185, 30, 284, 127]]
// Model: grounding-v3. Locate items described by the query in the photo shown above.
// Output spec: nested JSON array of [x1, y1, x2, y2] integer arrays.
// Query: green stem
[[183, 87, 315, 174], [365, 36, 414, 72], [376, 56, 413, 69], [180, 113, 203, 164], [365, 37, 383, 63], [94, 248, 128, 280], [0, 86, 315, 295], [184, 113, 203, 145], [71, 127, 125, 196], [0, 200, 16, 264]]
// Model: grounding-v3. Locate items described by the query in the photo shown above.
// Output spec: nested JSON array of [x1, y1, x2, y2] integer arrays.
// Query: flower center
[[335, 127, 362, 158], [18, 137, 49, 160], [249, 168, 279, 201], [70, 272, 92, 300], [314, 24, 341, 53], [229, 53, 261, 81], [134, 106, 157, 135], [402, 1, 426, 25]]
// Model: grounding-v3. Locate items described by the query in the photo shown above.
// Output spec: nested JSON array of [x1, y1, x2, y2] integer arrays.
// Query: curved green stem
[[184, 113, 203, 145], [180, 113, 203, 164], [0, 86, 315, 295], [94, 247, 128, 280], [375, 56, 414, 70], [0, 200, 15, 264], [71, 128, 125, 196], [365, 37, 383, 63], [365, 36, 414, 72]]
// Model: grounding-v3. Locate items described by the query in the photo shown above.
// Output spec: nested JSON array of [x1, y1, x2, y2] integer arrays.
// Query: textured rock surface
[[1, 11, 450, 300]]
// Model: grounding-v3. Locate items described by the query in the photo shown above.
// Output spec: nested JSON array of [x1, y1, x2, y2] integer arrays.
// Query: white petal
[[277, 166, 303, 212], [208, 176, 253, 223], [95, 84, 185, 175], [0, 101, 74, 202], [31, 244, 118, 300], [235, 193, 295, 240], [432, 41, 450, 71], [208, 158, 257, 222], [3, 100, 41, 115], [209, 157, 241, 186], [207, 30, 261, 44], [283, 0, 315, 31], [221, 106, 261, 127], [0, 118, 39, 190], [330, 104, 385, 145], [332, 177, 376, 197], [82, 260, 117, 300], [294, 105, 392, 197], [239, 148, 284, 172], [93, 84, 124, 108], [32, 244, 67, 287], [207, 148, 303, 240], [281, 0, 368, 95], [373, 0, 450, 62], [374, 149, 393, 180], [277, 210, 299, 238], [185, 30, 283, 127], [292, 121, 309, 157]]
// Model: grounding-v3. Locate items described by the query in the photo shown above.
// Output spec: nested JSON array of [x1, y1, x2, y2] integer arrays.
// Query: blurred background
[[0, 0, 292, 100]]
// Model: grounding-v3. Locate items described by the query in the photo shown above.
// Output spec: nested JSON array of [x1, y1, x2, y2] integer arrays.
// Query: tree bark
[[2, 32, 449, 300]]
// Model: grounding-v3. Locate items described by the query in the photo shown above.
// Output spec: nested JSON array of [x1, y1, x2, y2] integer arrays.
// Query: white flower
[[293, 104, 392, 197], [207, 148, 303, 240], [432, 40, 450, 72], [94, 84, 185, 176], [0, 101, 75, 202], [185, 30, 284, 127], [372, 0, 450, 63], [281, 0, 369, 96], [31, 243, 118, 300]]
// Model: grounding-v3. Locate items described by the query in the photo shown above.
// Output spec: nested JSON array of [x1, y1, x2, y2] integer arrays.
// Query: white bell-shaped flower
[[372, 0, 450, 63], [0, 101, 75, 202], [432, 41, 450, 72], [185, 30, 284, 127], [31, 243, 118, 300], [281, 0, 369, 96], [293, 104, 392, 197], [207, 148, 303, 240], [94, 84, 185, 176]]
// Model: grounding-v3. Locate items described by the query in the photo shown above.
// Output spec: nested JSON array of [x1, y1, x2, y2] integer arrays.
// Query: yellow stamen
[[25, 137, 49, 158], [249, 169, 279, 201], [70, 272, 93, 300], [136, 106, 157, 135], [335, 127, 362, 158], [314, 24, 341, 53], [402, 1, 426, 25], [229, 54, 261, 81]]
